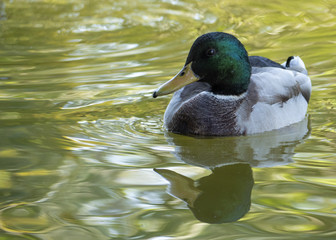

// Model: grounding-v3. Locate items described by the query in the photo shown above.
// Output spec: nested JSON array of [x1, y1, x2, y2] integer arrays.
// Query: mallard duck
[[153, 32, 311, 136]]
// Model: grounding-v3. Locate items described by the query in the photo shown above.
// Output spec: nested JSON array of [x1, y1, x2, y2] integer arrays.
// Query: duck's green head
[[153, 32, 251, 97]]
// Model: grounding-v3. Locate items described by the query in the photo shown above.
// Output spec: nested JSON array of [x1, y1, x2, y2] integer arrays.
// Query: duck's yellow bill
[[153, 62, 200, 98]]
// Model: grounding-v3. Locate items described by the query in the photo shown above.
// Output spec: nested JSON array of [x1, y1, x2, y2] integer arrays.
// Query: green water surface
[[0, 0, 335, 239]]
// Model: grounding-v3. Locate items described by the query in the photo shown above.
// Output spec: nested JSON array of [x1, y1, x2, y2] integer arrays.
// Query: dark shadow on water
[[154, 117, 311, 224]]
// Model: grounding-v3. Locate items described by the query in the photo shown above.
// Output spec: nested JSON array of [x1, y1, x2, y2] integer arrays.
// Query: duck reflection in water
[[154, 118, 310, 224], [155, 163, 253, 223]]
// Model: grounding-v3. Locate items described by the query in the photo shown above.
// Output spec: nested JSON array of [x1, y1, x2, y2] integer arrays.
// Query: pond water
[[0, 0, 335, 239]]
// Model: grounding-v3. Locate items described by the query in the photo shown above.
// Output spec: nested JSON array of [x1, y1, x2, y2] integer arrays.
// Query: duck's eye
[[206, 48, 216, 57]]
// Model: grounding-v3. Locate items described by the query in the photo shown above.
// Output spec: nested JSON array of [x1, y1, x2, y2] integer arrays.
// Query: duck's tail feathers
[[282, 56, 308, 75]]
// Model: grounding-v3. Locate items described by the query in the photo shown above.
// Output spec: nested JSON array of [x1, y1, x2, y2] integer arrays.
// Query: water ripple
[[64, 116, 171, 167], [244, 212, 335, 236], [72, 17, 124, 33]]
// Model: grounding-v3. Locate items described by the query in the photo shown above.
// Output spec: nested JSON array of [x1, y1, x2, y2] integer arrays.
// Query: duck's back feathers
[[249, 56, 285, 69]]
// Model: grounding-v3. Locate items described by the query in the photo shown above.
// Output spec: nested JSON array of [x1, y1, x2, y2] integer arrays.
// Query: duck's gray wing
[[237, 67, 311, 134]]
